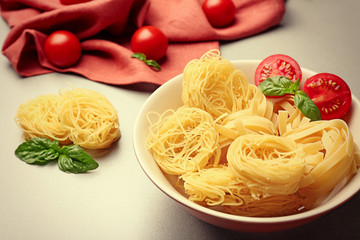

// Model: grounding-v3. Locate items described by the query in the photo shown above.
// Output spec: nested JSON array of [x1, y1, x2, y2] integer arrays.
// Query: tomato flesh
[[131, 26, 168, 61], [202, 0, 236, 28], [44, 30, 81, 68], [255, 54, 302, 86], [303, 73, 352, 120]]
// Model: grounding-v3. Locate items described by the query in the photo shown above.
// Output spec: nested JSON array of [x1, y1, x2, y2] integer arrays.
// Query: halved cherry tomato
[[303, 73, 352, 120], [131, 26, 168, 61], [202, 0, 236, 28], [255, 54, 302, 86], [60, 0, 91, 5], [44, 30, 81, 68]]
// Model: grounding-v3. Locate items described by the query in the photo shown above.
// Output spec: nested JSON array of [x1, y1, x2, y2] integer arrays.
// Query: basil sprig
[[131, 53, 161, 71], [15, 137, 98, 174], [258, 76, 321, 121]]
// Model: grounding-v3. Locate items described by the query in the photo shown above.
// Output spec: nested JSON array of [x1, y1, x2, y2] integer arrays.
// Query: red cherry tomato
[[60, 0, 91, 5], [131, 26, 168, 61], [303, 73, 352, 120], [254, 54, 302, 86], [202, 0, 236, 28], [44, 30, 82, 68]]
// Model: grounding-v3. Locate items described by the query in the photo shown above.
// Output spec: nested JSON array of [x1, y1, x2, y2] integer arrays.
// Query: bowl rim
[[133, 59, 360, 224]]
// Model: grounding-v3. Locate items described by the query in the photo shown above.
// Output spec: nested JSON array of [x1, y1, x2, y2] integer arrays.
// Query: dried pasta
[[180, 165, 252, 206], [15, 88, 120, 149], [227, 134, 305, 198], [182, 49, 250, 119], [146, 106, 221, 175], [57, 88, 120, 149], [285, 119, 357, 198], [15, 94, 71, 144]]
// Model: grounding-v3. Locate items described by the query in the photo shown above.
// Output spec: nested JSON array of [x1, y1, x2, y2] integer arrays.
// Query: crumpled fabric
[[1, 0, 285, 85]]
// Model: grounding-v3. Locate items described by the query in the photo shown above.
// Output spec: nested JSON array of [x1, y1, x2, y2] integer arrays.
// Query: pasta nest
[[15, 88, 120, 149], [146, 106, 221, 175]]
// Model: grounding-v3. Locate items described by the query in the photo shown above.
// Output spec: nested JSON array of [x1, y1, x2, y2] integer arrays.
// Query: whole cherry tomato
[[44, 30, 82, 68], [303, 73, 352, 120], [202, 0, 236, 28], [60, 0, 91, 5], [131, 26, 168, 61], [254, 54, 303, 86]]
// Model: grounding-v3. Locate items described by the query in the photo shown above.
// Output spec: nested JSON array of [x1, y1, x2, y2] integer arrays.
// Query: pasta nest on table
[[15, 88, 121, 149]]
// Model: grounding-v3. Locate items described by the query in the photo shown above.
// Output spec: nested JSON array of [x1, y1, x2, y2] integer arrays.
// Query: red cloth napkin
[[1, 0, 285, 86]]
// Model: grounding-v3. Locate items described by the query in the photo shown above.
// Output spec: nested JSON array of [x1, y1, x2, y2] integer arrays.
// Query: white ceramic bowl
[[133, 60, 360, 232]]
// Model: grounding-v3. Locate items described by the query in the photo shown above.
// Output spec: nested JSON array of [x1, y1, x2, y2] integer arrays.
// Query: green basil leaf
[[145, 59, 161, 71], [258, 76, 298, 96], [291, 79, 301, 93], [131, 53, 146, 62], [294, 90, 321, 121], [15, 137, 60, 165], [131, 53, 161, 71], [58, 145, 98, 173]]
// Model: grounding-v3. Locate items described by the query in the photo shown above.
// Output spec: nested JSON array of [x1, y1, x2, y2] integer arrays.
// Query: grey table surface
[[1, 0, 360, 239]]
